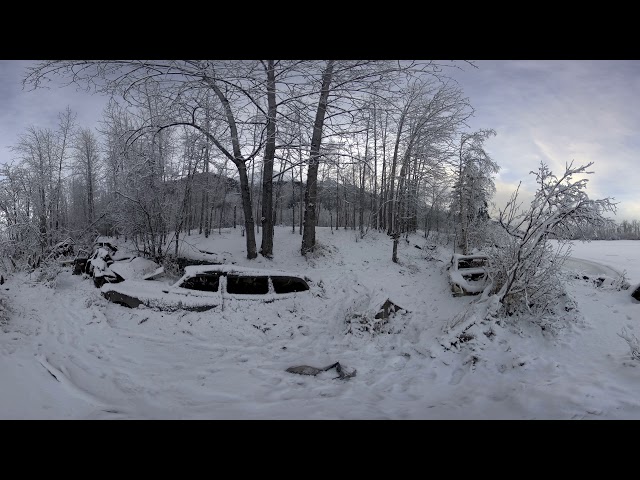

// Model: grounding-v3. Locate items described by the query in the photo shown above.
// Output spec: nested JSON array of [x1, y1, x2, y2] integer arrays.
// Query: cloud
[[453, 60, 640, 222], [0, 60, 108, 167], [489, 179, 534, 219]]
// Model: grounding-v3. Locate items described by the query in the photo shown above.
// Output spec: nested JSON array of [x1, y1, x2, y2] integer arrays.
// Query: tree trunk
[[372, 102, 378, 230], [335, 171, 340, 231], [219, 163, 228, 234], [208, 80, 257, 258], [359, 111, 369, 236], [352, 162, 356, 230], [392, 234, 399, 263], [237, 162, 257, 259], [379, 112, 387, 231], [260, 60, 277, 258], [299, 166, 303, 235], [387, 110, 407, 236], [343, 185, 348, 229], [301, 60, 334, 255], [85, 140, 94, 224], [204, 99, 211, 238]]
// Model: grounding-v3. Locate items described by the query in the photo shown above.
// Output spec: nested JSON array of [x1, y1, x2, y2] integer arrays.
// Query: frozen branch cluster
[[442, 161, 616, 350], [618, 328, 640, 361], [491, 161, 616, 316]]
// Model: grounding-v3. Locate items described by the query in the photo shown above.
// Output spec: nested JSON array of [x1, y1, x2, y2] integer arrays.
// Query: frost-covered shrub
[[466, 217, 495, 252], [442, 162, 615, 349], [510, 289, 579, 335], [618, 328, 640, 361], [161, 256, 183, 282], [35, 261, 63, 288], [487, 239, 569, 317], [304, 242, 337, 267], [0, 292, 11, 331], [345, 310, 391, 336], [489, 161, 615, 319], [344, 296, 407, 337], [415, 243, 444, 264], [609, 271, 630, 291]]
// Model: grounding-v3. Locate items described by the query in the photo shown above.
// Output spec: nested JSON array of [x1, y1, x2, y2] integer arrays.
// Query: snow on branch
[[618, 328, 640, 361], [492, 161, 616, 314]]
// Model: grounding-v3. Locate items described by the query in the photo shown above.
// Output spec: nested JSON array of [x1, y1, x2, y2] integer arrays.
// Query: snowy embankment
[[1, 229, 639, 419]]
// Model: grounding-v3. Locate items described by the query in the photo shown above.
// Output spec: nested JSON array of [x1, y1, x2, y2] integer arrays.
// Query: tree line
[[1, 60, 505, 267]]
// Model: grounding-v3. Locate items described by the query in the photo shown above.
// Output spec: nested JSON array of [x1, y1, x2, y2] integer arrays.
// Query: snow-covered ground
[[559, 239, 640, 285], [1, 229, 639, 419]]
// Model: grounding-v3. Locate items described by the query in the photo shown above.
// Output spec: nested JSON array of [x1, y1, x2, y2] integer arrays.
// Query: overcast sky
[[452, 60, 640, 222], [1, 59, 638, 221], [0, 60, 104, 149]]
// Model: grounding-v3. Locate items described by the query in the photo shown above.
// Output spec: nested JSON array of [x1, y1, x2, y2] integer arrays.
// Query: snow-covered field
[[559, 240, 640, 285], [1, 229, 639, 419]]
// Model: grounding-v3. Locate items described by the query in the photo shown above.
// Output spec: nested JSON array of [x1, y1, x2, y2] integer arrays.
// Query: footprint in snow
[[388, 355, 408, 370], [449, 367, 466, 385]]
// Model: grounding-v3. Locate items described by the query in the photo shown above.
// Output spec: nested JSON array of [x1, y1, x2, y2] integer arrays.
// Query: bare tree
[[24, 60, 269, 259], [301, 60, 334, 255], [73, 128, 100, 225], [259, 60, 277, 257], [22, 59, 473, 260], [12, 125, 62, 252], [387, 80, 471, 262], [491, 161, 616, 310], [52, 107, 76, 232]]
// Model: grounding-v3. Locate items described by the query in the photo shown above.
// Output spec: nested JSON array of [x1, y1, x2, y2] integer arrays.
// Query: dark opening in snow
[[103, 291, 142, 309], [462, 272, 486, 281], [73, 258, 88, 275], [169, 257, 225, 274], [271, 276, 310, 294], [458, 257, 488, 269], [180, 273, 221, 292], [227, 275, 269, 295]]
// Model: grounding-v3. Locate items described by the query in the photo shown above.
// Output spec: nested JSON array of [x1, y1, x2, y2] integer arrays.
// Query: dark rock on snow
[[286, 362, 356, 380]]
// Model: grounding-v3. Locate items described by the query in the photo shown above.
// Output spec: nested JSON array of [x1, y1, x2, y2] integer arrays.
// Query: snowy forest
[[0, 60, 634, 268], [1, 60, 639, 420]]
